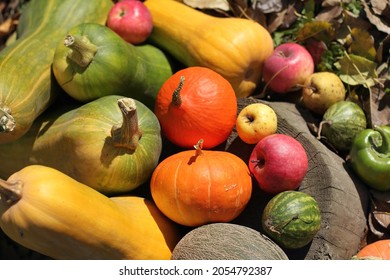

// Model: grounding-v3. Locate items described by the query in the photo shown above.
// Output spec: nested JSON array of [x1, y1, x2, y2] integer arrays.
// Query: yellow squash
[[144, 0, 274, 98], [0, 165, 181, 260]]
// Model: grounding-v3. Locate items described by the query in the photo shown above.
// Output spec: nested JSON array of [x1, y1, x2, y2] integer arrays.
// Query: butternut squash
[[0, 165, 181, 260], [144, 0, 274, 98], [0, 96, 162, 195], [0, 0, 113, 144]]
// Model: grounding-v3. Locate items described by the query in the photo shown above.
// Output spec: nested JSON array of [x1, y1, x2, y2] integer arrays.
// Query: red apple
[[248, 134, 308, 194], [106, 0, 153, 44], [262, 42, 314, 94]]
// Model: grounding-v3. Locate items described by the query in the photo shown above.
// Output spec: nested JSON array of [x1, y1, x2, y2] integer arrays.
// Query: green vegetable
[[318, 100, 367, 152], [261, 191, 321, 249], [349, 125, 390, 191], [52, 22, 173, 110]]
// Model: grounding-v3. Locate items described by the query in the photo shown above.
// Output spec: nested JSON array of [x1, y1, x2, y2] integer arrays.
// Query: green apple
[[301, 72, 346, 115], [236, 103, 277, 144]]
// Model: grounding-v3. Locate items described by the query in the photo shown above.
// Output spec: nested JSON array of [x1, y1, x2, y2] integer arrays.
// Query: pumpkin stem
[[111, 98, 143, 151], [0, 105, 16, 133], [0, 179, 23, 205], [64, 34, 98, 68], [194, 139, 204, 156], [172, 76, 185, 107], [316, 120, 332, 140]]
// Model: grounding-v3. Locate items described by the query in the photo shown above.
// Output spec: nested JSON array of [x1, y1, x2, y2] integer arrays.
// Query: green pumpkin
[[52, 22, 173, 110], [318, 101, 367, 152], [0, 95, 162, 195], [0, 0, 113, 144]]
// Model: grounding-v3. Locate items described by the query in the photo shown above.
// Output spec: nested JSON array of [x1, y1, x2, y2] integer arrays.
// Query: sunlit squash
[[150, 140, 252, 227], [154, 66, 237, 149], [0, 0, 113, 144], [352, 240, 390, 260], [0, 96, 161, 195], [144, 0, 274, 98], [0, 165, 181, 260], [52, 22, 173, 110]]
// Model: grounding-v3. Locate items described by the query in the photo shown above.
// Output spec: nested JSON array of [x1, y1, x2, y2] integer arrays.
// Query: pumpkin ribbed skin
[[52, 23, 173, 110], [144, 0, 274, 98], [262, 191, 321, 249], [172, 223, 289, 260], [0, 165, 181, 260], [150, 146, 252, 227], [154, 67, 237, 149], [0, 0, 113, 144], [0, 95, 162, 195], [353, 239, 390, 260]]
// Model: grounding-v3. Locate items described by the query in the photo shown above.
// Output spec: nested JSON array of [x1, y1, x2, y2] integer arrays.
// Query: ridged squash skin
[[52, 23, 173, 110], [0, 0, 113, 144], [0, 95, 162, 195], [144, 0, 274, 98], [172, 223, 289, 260], [0, 165, 181, 260], [151, 144, 252, 227]]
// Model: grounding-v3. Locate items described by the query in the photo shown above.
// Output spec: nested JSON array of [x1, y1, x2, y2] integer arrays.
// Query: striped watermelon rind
[[320, 101, 367, 151], [261, 191, 321, 249]]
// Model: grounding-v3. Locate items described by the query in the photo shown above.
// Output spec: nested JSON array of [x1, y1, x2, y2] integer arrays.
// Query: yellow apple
[[301, 72, 346, 115], [236, 103, 277, 144]]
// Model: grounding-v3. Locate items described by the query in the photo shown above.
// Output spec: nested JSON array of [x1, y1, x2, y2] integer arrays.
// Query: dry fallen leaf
[[362, 0, 390, 34], [183, 0, 230, 11]]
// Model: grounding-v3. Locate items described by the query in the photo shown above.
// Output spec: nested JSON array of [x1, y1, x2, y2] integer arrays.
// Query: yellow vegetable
[[0, 165, 181, 260], [144, 0, 274, 98]]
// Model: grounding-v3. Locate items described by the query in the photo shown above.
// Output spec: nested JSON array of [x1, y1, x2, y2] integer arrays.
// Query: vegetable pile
[[0, 0, 389, 260]]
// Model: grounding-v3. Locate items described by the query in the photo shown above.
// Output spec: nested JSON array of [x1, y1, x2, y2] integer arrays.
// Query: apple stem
[[64, 34, 98, 68], [172, 76, 185, 107], [259, 64, 289, 98], [316, 120, 332, 140], [250, 158, 265, 168]]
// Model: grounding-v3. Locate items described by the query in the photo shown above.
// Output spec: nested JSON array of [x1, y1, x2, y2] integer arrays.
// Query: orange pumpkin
[[150, 140, 252, 227], [353, 239, 390, 260], [154, 66, 237, 149]]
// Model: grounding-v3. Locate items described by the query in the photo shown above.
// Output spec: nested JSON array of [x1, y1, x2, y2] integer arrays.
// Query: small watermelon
[[318, 100, 367, 152], [262, 191, 321, 249]]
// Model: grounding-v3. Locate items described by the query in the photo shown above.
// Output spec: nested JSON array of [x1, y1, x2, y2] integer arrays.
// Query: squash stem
[[0, 179, 22, 205], [194, 139, 204, 156], [317, 120, 332, 140], [0, 105, 16, 133], [64, 35, 98, 68], [111, 98, 143, 151], [172, 76, 185, 107]]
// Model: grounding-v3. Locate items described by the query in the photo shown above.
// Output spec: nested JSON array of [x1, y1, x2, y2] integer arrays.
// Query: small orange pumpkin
[[150, 140, 252, 227], [154, 66, 237, 149], [353, 239, 390, 260]]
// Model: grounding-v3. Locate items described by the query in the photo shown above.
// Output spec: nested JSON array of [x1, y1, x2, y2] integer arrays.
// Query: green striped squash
[[0, 0, 113, 144], [262, 191, 321, 249], [319, 101, 367, 152], [52, 22, 173, 110], [0, 95, 162, 195]]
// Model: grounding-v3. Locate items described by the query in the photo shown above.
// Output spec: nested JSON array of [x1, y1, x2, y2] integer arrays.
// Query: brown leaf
[[362, 0, 390, 34], [315, 5, 343, 22], [0, 18, 17, 37], [368, 190, 390, 239]]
